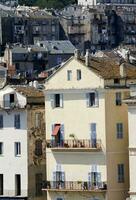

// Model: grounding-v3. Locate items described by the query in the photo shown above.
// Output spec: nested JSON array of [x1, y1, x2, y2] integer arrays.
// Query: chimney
[[74, 49, 80, 60], [120, 63, 127, 78], [85, 49, 90, 67]]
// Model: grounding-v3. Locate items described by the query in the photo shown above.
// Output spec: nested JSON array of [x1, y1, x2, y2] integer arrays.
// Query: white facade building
[[0, 85, 46, 200], [78, 0, 98, 6], [0, 86, 27, 199]]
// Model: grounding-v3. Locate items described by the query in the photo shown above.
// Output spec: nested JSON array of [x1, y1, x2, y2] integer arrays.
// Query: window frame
[[116, 123, 123, 139], [14, 114, 20, 129], [0, 115, 3, 129], [116, 92, 122, 106], [77, 69, 81, 80], [67, 70, 72, 81], [0, 142, 3, 156], [117, 164, 124, 183], [15, 142, 21, 156], [86, 91, 99, 108]]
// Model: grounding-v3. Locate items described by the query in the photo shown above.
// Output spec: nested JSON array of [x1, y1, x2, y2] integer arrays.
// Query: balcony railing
[[46, 139, 101, 151], [42, 181, 107, 192]]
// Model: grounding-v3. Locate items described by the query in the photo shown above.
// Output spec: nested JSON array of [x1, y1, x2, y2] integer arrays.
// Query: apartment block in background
[[0, 85, 46, 200], [43, 50, 136, 200]]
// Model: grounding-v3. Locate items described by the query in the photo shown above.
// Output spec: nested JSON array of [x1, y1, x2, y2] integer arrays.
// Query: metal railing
[[42, 181, 107, 191], [46, 139, 101, 149]]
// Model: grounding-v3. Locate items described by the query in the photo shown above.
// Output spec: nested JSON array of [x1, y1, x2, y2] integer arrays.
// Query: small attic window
[[114, 78, 120, 84]]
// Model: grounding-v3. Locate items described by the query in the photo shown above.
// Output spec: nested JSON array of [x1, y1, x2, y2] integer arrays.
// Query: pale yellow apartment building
[[43, 50, 136, 200]]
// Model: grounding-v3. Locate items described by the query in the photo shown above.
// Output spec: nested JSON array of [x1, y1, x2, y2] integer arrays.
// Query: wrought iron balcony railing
[[46, 139, 101, 150], [42, 181, 107, 192]]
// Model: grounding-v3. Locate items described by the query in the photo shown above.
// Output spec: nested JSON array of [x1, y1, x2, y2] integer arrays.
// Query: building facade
[[0, 85, 46, 200], [43, 50, 136, 200]]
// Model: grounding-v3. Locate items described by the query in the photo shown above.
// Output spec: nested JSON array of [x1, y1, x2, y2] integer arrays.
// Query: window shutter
[[0, 115, 3, 128], [60, 124, 64, 145], [4, 94, 10, 108], [95, 91, 99, 106], [53, 172, 56, 188], [86, 93, 90, 107], [97, 172, 102, 187], [50, 94, 54, 108], [88, 172, 92, 188], [62, 172, 65, 182], [60, 94, 63, 108], [51, 124, 55, 144]]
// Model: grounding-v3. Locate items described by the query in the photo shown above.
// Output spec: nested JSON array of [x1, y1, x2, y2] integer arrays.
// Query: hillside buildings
[[0, 85, 46, 200]]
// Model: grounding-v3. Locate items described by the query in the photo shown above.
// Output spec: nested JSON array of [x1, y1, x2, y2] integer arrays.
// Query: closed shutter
[[0, 115, 3, 128], [4, 94, 10, 108], [97, 173, 101, 187], [60, 94, 63, 108]]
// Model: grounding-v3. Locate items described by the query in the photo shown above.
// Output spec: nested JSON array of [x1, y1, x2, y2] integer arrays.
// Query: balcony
[[46, 139, 102, 152], [42, 181, 107, 192], [0, 101, 25, 110]]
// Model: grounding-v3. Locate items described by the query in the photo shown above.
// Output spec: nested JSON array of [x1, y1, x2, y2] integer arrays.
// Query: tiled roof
[[80, 57, 136, 79]]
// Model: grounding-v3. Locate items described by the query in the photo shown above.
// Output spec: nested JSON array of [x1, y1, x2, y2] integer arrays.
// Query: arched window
[[35, 139, 42, 156]]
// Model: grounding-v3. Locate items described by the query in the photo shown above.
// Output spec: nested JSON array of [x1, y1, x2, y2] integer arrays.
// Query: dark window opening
[[55, 94, 60, 107], [35, 173, 43, 196], [89, 93, 95, 106], [15, 174, 21, 196], [114, 78, 120, 84], [0, 174, 3, 195], [35, 140, 42, 156], [10, 94, 15, 103]]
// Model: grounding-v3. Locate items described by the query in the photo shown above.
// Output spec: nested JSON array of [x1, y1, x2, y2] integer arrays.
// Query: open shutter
[[51, 124, 55, 146], [97, 172, 102, 187], [0, 115, 3, 128], [95, 91, 99, 106], [53, 172, 56, 189], [88, 172, 92, 189], [61, 172, 65, 188], [4, 94, 10, 108], [60, 124, 64, 146], [86, 93, 90, 107], [60, 94, 63, 108], [50, 94, 54, 108]]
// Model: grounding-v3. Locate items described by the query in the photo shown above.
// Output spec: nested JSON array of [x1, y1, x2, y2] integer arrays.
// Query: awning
[[52, 124, 60, 136]]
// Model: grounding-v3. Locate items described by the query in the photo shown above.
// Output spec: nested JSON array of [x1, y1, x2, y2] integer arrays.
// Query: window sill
[[15, 155, 21, 157]]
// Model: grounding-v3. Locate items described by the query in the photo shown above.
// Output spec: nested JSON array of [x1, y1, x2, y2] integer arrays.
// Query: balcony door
[[52, 124, 64, 147], [53, 171, 65, 189]]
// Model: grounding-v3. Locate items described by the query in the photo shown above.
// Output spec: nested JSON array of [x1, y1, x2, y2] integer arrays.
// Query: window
[[0, 143, 3, 155], [116, 123, 123, 139], [35, 173, 43, 196], [15, 142, 21, 156], [35, 140, 42, 156], [54, 94, 63, 108], [67, 70, 72, 81], [86, 92, 99, 107], [14, 114, 20, 129], [56, 198, 64, 200], [0, 115, 3, 129], [114, 78, 120, 84], [118, 164, 124, 183], [0, 174, 3, 195], [116, 92, 122, 106], [15, 174, 21, 196], [77, 69, 81, 80], [35, 113, 41, 128]]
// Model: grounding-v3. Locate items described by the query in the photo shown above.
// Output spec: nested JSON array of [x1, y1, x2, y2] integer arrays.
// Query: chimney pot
[[74, 49, 80, 59], [85, 49, 90, 67]]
